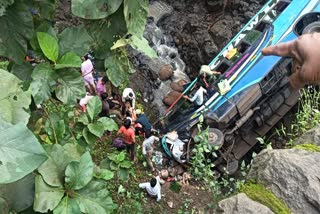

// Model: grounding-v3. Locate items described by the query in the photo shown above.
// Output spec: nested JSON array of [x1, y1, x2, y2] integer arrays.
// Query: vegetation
[[240, 183, 291, 214], [292, 144, 320, 152]]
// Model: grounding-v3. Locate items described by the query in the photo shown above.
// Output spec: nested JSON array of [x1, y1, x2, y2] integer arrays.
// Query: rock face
[[217, 193, 274, 214], [159, 0, 267, 76], [163, 91, 182, 106], [294, 124, 320, 146], [248, 149, 320, 214]]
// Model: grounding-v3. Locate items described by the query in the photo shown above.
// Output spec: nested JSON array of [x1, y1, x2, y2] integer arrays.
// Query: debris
[[167, 201, 174, 208]]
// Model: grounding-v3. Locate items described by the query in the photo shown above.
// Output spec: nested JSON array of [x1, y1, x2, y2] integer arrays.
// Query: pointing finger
[[262, 40, 298, 58]]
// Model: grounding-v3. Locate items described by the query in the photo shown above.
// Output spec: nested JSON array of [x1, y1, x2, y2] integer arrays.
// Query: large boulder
[[170, 80, 187, 92], [294, 124, 320, 146], [248, 149, 320, 214], [217, 193, 274, 214], [159, 64, 174, 81], [163, 91, 182, 106]]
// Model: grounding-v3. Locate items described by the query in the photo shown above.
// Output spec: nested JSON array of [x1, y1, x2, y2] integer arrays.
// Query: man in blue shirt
[[135, 109, 152, 136]]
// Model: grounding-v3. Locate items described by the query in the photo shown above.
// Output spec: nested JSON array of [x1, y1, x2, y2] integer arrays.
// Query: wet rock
[[248, 149, 320, 214], [148, 1, 173, 24], [170, 80, 186, 92], [163, 91, 182, 106], [217, 193, 274, 214], [159, 64, 174, 81]]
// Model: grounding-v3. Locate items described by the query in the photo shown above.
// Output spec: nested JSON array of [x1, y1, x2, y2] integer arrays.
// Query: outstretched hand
[[262, 32, 320, 89]]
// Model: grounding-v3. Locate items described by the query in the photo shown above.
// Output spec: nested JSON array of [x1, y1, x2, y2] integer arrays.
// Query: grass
[[292, 143, 320, 152], [240, 183, 291, 214]]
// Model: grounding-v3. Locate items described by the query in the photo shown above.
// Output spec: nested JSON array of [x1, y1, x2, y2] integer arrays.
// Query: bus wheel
[[302, 21, 320, 34]]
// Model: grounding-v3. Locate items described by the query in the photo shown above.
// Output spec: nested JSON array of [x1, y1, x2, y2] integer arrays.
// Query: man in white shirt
[[142, 133, 159, 171], [122, 88, 136, 115], [183, 83, 207, 107], [139, 176, 162, 202], [81, 55, 96, 95]]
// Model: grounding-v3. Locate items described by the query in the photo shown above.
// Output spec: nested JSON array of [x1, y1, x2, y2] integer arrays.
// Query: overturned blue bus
[[161, 0, 320, 173]]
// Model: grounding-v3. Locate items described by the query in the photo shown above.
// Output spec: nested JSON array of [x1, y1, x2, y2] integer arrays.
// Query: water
[[140, 1, 190, 115]]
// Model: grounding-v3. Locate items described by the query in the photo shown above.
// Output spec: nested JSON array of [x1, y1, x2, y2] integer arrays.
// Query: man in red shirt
[[117, 119, 136, 161]]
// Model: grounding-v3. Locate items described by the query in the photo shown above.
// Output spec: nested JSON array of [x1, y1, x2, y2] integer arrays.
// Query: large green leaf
[[37, 32, 59, 63], [71, 0, 123, 19], [0, 120, 47, 184], [30, 64, 56, 105], [54, 68, 85, 104], [88, 121, 105, 137], [0, 69, 31, 125], [55, 52, 82, 69], [83, 127, 97, 145], [75, 180, 117, 213], [123, 0, 148, 36], [30, 0, 56, 20], [0, 197, 8, 214], [0, 173, 35, 212], [10, 62, 34, 90], [38, 144, 81, 187], [0, 0, 14, 16], [53, 196, 80, 214], [97, 117, 118, 131], [33, 175, 64, 213], [130, 35, 157, 58], [94, 167, 114, 181], [87, 96, 102, 121], [0, 1, 34, 64], [104, 53, 134, 87], [111, 38, 128, 50], [65, 152, 94, 190], [86, 6, 127, 59], [58, 25, 93, 56]]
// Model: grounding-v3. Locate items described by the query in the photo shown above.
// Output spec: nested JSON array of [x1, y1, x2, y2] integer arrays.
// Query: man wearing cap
[[135, 109, 152, 136]]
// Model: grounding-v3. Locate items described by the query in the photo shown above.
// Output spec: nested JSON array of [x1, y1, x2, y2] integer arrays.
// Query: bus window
[[216, 60, 230, 74], [273, 1, 290, 12], [255, 21, 268, 32], [237, 41, 250, 54]]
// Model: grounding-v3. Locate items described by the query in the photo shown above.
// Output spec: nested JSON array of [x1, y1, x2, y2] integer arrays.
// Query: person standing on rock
[[117, 119, 136, 161], [81, 54, 96, 95], [142, 132, 160, 172], [121, 87, 136, 115]]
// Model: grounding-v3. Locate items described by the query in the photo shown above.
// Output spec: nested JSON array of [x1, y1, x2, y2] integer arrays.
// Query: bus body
[[161, 0, 320, 173]]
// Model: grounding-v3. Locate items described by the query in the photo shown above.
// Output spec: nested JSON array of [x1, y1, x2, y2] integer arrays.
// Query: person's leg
[[130, 144, 135, 161], [126, 143, 131, 156], [146, 151, 154, 171]]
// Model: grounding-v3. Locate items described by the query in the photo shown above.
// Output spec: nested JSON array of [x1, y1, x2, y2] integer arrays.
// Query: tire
[[208, 128, 224, 149], [217, 159, 239, 175], [302, 21, 320, 34]]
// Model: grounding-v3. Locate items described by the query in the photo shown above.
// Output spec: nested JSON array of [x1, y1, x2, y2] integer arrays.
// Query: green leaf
[[71, 0, 123, 19], [0, 197, 8, 214], [31, 0, 57, 20], [87, 96, 102, 121], [75, 180, 117, 213], [10, 62, 34, 90], [88, 122, 105, 137], [118, 168, 129, 181], [83, 127, 97, 145], [58, 25, 93, 56], [97, 117, 118, 131], [87, 6, 127, 59], [55, 52, 82, 69], [0, 120, 47, 184], [0, 0, 14, 16], [120, 160, 132, 169], [37, 32, 59, 63], [78, 113, 89, 125], [116, 152, 125, 163], [30, 64, 56, 105], [123, 0, 148, 36], [111, 38, 129, 50], [105, 53, 134, 87], [65, 152, 94, 190], [94, 168, 114, 181], [54, 68, 85, 104], [30, 22, 57, 56], [34, 175, 64, 213], [0, 1, 34, 63], [129, 35, 157, 58], [38, 144, 80, 187], [53, 196, 81, 214], [0, 69, 31, 125], [0, 173, 35, 212]]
